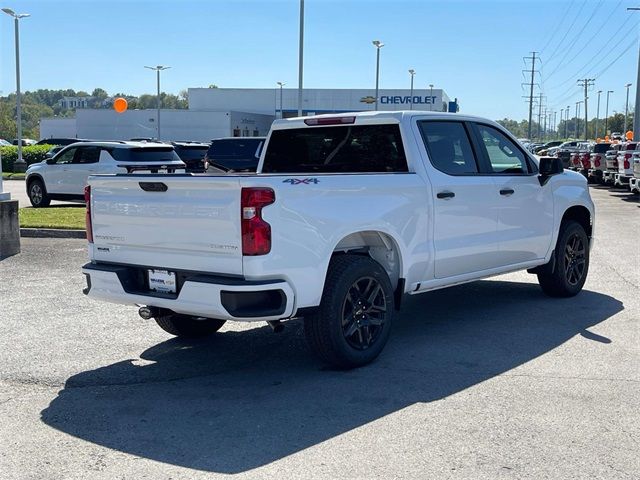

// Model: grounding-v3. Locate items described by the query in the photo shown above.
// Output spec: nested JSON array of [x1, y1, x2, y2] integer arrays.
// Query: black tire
[[537, 220, 590, 298], [304, 255, 396, 369], [154, 313, 226, 338], [28, 179, 51, 208]]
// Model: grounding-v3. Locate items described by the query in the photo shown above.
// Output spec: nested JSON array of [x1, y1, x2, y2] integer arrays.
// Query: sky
[[1, 0, 639, 121]]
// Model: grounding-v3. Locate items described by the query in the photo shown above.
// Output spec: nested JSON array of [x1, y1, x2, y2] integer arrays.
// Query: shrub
[[0, 145, 53, 172]]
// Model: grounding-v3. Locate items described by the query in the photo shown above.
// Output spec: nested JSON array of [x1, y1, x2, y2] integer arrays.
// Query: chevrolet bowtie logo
[[360, 96, 376, 104]]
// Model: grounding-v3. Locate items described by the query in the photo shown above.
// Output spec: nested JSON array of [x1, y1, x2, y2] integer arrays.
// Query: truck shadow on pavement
[[41, 280, 623, 473]]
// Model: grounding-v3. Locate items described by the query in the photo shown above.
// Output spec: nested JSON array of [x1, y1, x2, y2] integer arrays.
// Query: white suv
[[25, 141, 185, 207]]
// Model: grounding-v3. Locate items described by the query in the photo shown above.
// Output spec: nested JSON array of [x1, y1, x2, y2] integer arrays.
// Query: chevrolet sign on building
[[188, 87, 453, 117]]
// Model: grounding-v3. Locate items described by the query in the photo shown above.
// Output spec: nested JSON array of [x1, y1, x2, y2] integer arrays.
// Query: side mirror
[[46, 158, 56, 165], [538, 156, 563, 186]]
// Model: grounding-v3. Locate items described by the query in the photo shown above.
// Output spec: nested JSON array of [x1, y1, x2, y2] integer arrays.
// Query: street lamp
[[566, 106, 570, 139], [595, 90, 602, 139], [624, 83, 632, 134], [605, 91, 613, 136], [372, 40, 384, 110], [298, 0, 304, 116], [408, 69, 415, 110], [276, 82, 285, 119], [144, 65, 171, 140], [2, 8, 30, 167], [429, 84, 434, 111]]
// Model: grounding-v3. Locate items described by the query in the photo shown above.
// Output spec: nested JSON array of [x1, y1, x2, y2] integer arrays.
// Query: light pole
[[144, 65, 170, 140], [298, 0, 304, 116], [429, 84, 434, 111], [566, 106, 570, 138], [624, 82, 632, 134], [372, 40, 384, 110], [595, 90, 602, 139], [2, 8, 30, 167], [408, 69, 415, 110], [277, 82, 285, 119], [605, 90, 613, 136], [627, 8, 640, 140]]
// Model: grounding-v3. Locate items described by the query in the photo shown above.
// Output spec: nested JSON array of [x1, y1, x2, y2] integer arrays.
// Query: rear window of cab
[[262, 124, 408, 173]]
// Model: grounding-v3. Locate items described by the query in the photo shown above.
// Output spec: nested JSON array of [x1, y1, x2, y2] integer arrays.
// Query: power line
[[544, 0, 621, 82], [540, 0, 576, 54], [593, 38, 637, 79], [545, 15, 635, 93], [543, 0, 589, 65]]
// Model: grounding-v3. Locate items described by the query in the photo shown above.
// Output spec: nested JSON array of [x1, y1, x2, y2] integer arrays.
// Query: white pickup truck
[[82, 112, 595, 368]]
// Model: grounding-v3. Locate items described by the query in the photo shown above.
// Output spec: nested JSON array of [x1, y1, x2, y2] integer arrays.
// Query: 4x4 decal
[[282, 178, 319, 185]]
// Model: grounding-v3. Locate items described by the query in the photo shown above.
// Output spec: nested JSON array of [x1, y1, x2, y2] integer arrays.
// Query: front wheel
[[28, 179, 51, 208], [154, 313, 226, 338], [537, 220, 590, 297], [304, 255, 395, 369]]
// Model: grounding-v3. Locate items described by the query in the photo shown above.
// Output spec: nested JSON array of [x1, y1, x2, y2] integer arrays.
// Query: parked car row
[[24, 136, 266, 207], [552, 140, 640, 194]]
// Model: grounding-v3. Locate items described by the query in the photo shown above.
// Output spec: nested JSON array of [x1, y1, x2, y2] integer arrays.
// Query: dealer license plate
[[148, 269, 177, 294]]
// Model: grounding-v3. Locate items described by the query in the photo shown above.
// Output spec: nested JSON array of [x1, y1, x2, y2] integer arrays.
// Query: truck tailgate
[[89, 175, 243, 275]]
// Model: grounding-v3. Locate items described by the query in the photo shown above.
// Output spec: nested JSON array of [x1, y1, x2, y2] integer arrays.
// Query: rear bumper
[[82, 262, 296, 322], [630, 177, 640, 192], [614, 174, 631, 186]]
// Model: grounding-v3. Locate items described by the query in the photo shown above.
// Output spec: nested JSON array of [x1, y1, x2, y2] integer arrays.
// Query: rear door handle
[[500, 188, 515, 196], [437, 191, 455, 199]]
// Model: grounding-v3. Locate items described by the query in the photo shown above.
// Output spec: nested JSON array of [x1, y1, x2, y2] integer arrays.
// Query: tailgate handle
[[139, 182, 168, 192]]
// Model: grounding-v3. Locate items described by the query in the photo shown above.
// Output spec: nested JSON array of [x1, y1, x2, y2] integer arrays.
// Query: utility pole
[[543, 108, 548, 141], [624, 83, 632, 134], [605, 90, 613, 136], [566, 106, 570, 138], [537, 93, 545, 140], [575, 101, 583, 138], [522, 52, 539, 140], [559, 109, 564, 139], [553, 111, 557, 139], [577, 78, 595, 140], [595, 90, 602, 139]]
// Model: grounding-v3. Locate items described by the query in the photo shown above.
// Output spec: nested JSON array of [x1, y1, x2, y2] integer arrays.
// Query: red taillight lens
[[241, 187, 275, 255], [84, 185, 93, 243], [624, 159, 630, 169], [595, 156, 601, 167]]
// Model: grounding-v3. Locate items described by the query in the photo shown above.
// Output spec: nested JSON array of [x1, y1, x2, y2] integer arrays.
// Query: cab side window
[[477, 124, 529, 174], [75, 147, 100, 164], [54, 148, 77, 165], [418, 121, 479, 175]]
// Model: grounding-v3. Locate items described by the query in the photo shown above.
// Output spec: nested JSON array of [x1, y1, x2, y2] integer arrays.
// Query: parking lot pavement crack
[[598, 260, 640, 290]]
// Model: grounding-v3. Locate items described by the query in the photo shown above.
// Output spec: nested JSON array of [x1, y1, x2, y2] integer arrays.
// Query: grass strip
[[19, 206, 86, 230]]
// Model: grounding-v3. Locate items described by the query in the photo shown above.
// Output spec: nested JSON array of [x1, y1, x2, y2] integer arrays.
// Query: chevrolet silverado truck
[[82, 112, 595, 368]]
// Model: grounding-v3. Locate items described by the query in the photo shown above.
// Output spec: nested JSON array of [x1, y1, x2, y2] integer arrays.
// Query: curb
[[20, 228, 86, 239]]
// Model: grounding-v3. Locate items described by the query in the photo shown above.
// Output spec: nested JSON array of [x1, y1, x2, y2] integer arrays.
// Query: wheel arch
[[331, 230, 405, 293], [26, 173, 46, 192], [561, 205, 592, 239]]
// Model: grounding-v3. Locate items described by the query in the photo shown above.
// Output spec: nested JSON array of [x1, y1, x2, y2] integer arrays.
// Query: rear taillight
[[595, 155, 601, 167], [84, 185, 93, 243], [624, 159, 631, 169], [241, 187, 275, 255]]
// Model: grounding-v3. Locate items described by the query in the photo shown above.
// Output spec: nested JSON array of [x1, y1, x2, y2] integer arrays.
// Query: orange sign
[[113, 97, 128, 113]]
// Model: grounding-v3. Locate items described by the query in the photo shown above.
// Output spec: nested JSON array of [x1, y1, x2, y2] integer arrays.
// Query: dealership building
[[40, 87, 456, 142]]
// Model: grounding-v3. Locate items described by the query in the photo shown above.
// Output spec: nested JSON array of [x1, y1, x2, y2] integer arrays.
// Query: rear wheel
[[537, 220, 589, 297], [28, 179, 51, 208], [154, 313, 226, 338], [304, 255, 395, 369]]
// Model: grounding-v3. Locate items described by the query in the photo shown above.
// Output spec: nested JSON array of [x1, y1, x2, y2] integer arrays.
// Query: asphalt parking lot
[[0, 186, 638, 479], [2, 179, 80, 208]]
